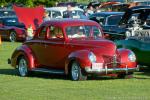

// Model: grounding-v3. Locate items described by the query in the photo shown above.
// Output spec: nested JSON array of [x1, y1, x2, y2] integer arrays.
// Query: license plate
[[92, 63, 103, 70]]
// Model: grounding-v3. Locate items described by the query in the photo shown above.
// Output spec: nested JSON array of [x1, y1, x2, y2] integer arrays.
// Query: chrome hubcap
[[10, 32, 16, 42], [18, 58, 27, 76], [71, 63, 79, 80]]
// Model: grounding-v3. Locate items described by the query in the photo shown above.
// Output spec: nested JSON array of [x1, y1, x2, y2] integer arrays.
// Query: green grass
[[0, 42, 150, 100]]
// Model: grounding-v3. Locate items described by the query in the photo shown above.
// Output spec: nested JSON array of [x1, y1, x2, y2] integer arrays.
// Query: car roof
[[45, 7, 83, 12], [129, 6, 150, 12], [0, 16, 17, 18], [41, 19, 99, 27], [0, 9, 14, 11], [92, 12, 124, 16]]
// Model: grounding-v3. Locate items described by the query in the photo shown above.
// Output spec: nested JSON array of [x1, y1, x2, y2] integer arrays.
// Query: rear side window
[[38, 27, 47, 39], [48, 26, 64, 39]]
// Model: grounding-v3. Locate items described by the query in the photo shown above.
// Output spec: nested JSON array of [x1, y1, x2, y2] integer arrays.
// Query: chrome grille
[[103, 55, 121, 68]]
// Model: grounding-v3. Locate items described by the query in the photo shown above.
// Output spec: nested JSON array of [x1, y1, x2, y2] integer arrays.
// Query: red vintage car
[[0, 16, 26, 42], [9, 19, 138, 81]]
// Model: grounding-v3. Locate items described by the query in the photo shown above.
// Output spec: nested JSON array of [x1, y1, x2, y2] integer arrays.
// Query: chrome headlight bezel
[[88, 52, 96, 63], [125, 30, 131, 37], [128, 51, 136, 62]]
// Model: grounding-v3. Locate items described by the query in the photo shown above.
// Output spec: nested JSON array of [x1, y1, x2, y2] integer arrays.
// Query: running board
[[31, 68, 65, 75]]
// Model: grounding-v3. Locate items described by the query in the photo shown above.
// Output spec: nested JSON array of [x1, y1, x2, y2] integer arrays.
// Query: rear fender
[[11, 45, 35, 70]]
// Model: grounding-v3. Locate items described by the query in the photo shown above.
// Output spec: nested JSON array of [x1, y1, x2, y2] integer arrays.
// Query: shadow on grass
[[0, 69, 18, 76], [138, 66, 150, 76], [0, 69, 120, 81], [1, 68, 149, 80]]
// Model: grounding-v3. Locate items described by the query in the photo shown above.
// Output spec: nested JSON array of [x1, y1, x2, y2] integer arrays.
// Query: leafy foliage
[[0, 0, 110, 8], [0, 0, 59, 7]]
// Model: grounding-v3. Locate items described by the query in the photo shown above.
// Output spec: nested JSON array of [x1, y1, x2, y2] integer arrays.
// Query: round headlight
[[88, 52, 96, 63], [128, 51, 136, 62], [125, 31, 131, 37]]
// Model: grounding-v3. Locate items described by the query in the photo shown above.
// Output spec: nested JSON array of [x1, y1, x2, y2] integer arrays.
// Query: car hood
[[119, 6, 150, 25], [69, 38, 116, 56]]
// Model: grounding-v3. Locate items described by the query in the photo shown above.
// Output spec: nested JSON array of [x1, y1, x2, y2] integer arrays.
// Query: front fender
[[68, 50, 92, 67], [11, 44, 35, 69], [65, 50, 92, 74], [117, 48, 137, 68]]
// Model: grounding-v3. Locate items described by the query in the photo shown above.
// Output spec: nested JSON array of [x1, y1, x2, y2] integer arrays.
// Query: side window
[[52, 11, 61, 18], [38, 26, 47, 39], [47, 11, 51, 18], [48, 26, 63, 39], [93, 26, 102, 37]]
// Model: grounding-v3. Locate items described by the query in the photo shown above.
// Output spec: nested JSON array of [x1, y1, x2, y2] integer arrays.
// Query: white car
[[45, 7, 84, 19]]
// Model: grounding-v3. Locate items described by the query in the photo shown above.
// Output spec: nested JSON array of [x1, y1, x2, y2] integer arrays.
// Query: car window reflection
[[66, 25, 102, 38]]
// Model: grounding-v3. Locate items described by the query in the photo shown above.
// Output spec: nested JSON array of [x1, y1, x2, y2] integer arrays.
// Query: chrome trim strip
[[31, 68, 65, 74]]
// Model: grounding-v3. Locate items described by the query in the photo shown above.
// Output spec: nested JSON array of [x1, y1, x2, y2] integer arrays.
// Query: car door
[[41, 25, 67, 69], [29, 26, 48, 67], [31, 25, 67, 69], [137, 39, 150, 65]]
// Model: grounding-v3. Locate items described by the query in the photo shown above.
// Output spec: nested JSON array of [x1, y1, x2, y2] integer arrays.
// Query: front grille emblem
[[112, 54, 117, 68]]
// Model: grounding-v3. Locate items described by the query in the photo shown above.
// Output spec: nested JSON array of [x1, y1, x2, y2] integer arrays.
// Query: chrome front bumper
[[85, 65, 139, 74]]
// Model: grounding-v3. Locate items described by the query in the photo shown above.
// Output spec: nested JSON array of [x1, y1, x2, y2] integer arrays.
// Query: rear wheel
[[70, 61, 87, 81], [9, 31, 17, 42], [18, 57, 29, 77]]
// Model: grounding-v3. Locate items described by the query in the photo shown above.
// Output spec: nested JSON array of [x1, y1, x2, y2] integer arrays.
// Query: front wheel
[[70, 61, 87, 81], [18, 57, 29, 77], [9, 31, 17, 42]]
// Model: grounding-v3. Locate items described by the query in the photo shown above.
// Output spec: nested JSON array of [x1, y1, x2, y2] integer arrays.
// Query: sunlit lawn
[[0, 42, 150, 100]]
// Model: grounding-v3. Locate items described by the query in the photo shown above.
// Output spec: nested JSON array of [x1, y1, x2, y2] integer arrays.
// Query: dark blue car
[[89, 12, 126, 40]]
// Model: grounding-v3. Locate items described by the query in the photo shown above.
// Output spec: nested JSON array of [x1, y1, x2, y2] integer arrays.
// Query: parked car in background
[[116, 6, 150, 66], [89, 12, 125, 40], [45, 7, 84, 19], [0, 16, 26, 42], [0, 9, 16, 17], [90, 6, 150, 41], [9, 19, 138, 81]]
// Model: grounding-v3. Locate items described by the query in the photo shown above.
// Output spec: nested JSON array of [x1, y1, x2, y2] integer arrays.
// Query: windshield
[[4, 18, 24, 27], [63, 10, 84, 18], [0, 11, 16, 17], [107, 15, 122, 25], [66, 25, 102, 38]]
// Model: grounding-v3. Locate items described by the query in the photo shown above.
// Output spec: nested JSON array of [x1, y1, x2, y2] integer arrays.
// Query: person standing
[[63, 5, 73, 18], [43, 11, 50, 22], [86, 5, 94, 15], [26, 25, 33, 41]]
